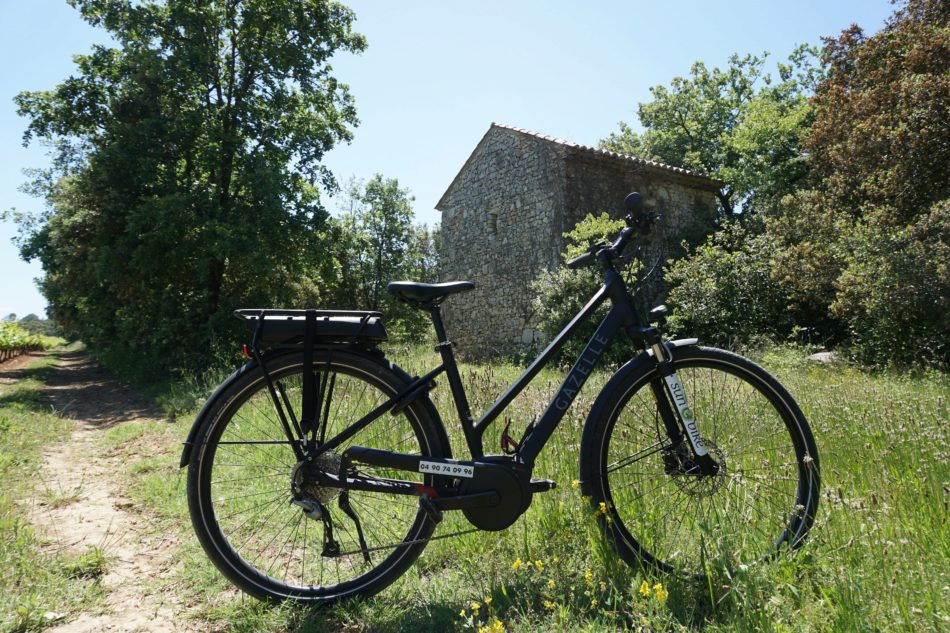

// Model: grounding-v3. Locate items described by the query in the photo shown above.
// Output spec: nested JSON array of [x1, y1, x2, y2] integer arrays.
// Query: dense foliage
[[11, 0, 366, 377], [664, 225, 796, 347], [609, 0, 949, 366], [325, 175, 440, 340], [601, 47, 821, 218], [770, 0, 950, 365]]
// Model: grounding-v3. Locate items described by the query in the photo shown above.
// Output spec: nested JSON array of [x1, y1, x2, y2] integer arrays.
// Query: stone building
[[436, 123, 721, 356]]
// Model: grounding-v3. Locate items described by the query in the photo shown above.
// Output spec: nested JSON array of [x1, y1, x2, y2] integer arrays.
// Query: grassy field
[[103, 343, 948, 632], [4, 344, 948, 631], [0, 352, 106, 633]]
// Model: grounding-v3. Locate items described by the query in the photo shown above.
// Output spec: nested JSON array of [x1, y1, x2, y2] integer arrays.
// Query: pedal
[[530, 478, 556, 493], [418, 495, 443, 524]]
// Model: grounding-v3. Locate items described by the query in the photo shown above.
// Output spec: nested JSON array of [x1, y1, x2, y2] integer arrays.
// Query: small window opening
[[487, 210, 498, 235]]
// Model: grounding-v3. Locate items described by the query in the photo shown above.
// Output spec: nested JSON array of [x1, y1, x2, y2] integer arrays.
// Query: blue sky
[[0, 0, 895, 318]]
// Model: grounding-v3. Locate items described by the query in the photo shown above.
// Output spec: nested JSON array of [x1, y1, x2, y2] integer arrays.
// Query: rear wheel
[[580, 346, 820, 577], [187, 350, 449, 602]]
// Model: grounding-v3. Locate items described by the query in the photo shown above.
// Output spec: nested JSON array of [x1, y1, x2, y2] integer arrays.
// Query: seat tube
[[429, 306, 483, 456]]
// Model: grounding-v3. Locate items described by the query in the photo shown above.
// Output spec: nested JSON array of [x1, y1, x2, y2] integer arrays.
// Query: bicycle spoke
[[593, 351, 816, 577]]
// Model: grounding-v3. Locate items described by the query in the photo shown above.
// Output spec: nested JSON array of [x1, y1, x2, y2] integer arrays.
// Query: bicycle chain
[[336, 525, 480, 557]]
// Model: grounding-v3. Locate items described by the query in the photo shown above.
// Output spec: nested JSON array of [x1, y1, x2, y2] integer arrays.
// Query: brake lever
[[632, 212, 662, 235]]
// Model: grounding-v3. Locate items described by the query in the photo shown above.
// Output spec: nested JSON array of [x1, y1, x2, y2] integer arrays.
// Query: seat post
[[428, 305, 482, 455]]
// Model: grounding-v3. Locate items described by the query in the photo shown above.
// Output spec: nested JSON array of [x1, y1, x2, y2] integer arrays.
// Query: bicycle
[[180, 192, 820, 603]]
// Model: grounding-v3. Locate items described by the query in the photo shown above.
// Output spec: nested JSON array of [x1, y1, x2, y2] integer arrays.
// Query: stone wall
[[439, 128, 568, 355], [438, 125, 719, 357]]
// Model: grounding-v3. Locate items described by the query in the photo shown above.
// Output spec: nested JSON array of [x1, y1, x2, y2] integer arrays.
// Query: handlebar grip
[[566, 251, 595, 270]]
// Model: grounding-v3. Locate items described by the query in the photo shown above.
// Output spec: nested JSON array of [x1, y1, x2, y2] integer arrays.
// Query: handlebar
[[565, 192, 661, 270]]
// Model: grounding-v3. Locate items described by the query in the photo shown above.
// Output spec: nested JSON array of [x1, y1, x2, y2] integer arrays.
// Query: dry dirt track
[[5, 351, 202, 632]]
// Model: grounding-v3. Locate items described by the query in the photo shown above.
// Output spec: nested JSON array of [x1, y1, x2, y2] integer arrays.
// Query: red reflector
[[242, 344, 251, 359], [415, 484, 439, 498]]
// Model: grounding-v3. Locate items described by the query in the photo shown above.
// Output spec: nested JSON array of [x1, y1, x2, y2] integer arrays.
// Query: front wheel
[[186, 349, 450, 603], [580, 346, 820, 577]]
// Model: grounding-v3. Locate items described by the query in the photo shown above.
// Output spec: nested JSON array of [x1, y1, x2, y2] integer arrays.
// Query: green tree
[[804, 0, 950, 226], [11, 0, 365, 376], [660, 0, 949, 365], [329, 175, 437, 340], [601, 47, 821, 218], [771, 0, 950, 364]]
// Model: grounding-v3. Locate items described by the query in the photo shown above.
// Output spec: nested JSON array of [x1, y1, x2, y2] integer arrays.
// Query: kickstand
[[318, 502, 340, 557], [338, 491, 371, 564]]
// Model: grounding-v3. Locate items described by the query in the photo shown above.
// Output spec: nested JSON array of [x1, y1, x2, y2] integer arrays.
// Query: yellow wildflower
[[548, 579, 556, 589], [571, 479, 581, 489], [590, 598, 599, 608], [534, 559, 544, 572], [511, 558, 522, 570], [478, 618, 505, 633], [471, 601, 481, 613], [639, 580, 651, 597], [654, 583, 668, 602], [484, 596, 492, 605], [584, 568, 593, 583], [553, 556, 560, 564], [459, 609, 466, 618], [599, 580, 607, 592], [543, 599, 557, 610]]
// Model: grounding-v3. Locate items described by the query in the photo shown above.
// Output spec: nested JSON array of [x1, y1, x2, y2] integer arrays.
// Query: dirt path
[[21, 351, 200, 632]]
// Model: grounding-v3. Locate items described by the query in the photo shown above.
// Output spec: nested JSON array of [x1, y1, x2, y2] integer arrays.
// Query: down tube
[[517, 307, 626, 466]]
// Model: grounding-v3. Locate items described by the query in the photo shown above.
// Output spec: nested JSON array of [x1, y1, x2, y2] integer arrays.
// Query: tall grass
[[99, 344, 949, 631]]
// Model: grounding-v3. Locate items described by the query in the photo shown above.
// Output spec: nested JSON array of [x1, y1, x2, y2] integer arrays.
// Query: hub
[[664, 440, 727, 497], [292, 451, 343, 509]]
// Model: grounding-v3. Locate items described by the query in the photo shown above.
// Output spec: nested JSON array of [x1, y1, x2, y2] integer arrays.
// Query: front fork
[[647, 339, 719, 476]]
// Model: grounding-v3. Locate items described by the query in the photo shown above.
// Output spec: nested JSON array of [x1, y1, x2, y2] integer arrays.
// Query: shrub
[[664, 224, 796, 347], [832, 200, 950, 367], [531, 214, 641, 365]]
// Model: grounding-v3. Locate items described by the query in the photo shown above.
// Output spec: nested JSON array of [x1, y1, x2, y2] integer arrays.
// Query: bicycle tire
[[187, 349, 450, 602], [579, 346, 820, 577]]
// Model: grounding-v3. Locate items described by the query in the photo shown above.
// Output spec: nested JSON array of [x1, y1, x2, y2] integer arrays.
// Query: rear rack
[[235, 309, 387, 351], [235, 308, 389, 451]]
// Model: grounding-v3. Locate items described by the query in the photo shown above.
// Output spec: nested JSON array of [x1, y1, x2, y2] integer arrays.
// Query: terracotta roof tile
[[436, 123, 722, 210], [492, 122, 716, 180]]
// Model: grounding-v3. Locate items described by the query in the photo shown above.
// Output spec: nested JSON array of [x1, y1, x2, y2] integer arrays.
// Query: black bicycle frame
[[309, 264, 662, 469]]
